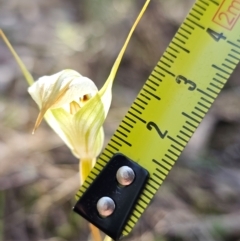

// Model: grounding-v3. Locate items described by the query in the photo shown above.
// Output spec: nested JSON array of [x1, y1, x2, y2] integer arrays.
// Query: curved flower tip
[[28, 69, 108, 159]]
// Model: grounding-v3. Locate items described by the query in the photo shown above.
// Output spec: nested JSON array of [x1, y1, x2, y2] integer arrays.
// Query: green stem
[[80, 158, 102, 241]]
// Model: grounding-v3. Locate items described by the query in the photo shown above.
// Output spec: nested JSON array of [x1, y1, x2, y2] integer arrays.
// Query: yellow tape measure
[[74, 0, 240, 239]]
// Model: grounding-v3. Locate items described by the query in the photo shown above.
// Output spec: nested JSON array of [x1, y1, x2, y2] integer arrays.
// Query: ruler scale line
[[175, 36, 186, 44], [168, 45, 180, 53], [197, 88, 215, 99], [164, 154, 176, 162], [99, 156, 108, 163], [94, 165, 102, 172], [142, 88, 161, 100], [91, 169, 100, 176], [227, 40, 240, 49], [182, 125, 194, 133], [138, 197, 149, 206], [209, 0, 219, 5], [185, 120, 197, 129], [147, 79, 159, 86], [207, 87, 219, 95], [87, 175, 95, 182], [104, 148, 115, 155], [136, 97, 147, 105], [200, 97, 213, 105], [113, 134, 132, 146], [171, 41, 190, 53], [199, 0, 209, 6], [189, 12, 201, 20], [145, 186, 156, 196], [195, 3, 207, 11], [186, 17, 205, 29], [212, 64, 231, 75], [116, 129, 128, 137], [231, 49, 240, 55], [110, 139, 122, 147], [228, 54, 240, 61], [162, 158, 174, 167], [153, 69, 165, 77], [131, 212, 140, 220], [159, 60, 172, 68], [128, 111, 147, 123], [192, 111, 204, 119], [177, 31, 189, 40], [192, 7, 204, 16], [147, 182, 159, 191], [134, 205, 144, 214], [130, 106, 142, 115], [216, 73, 228, 80], [180, 130, 192, 138], [155, 168, 167, 178], [167, 135, 185, 148], [182, 112, 201, 124], [222, 63, 235, 70], [153, 173, 164, 182], [133, 101, 145, 110], [140, 93, 151, 100], [194, 106, 207, 114], [136, 202, 147, 211], [197, 102, 209, 110], [171, 144, 183, 153], [157, 64, 176, 76], [108, 143, 120, 151], [168, 149, 180, 157], [152, 159, 171, 172], [145, 83, 157, 91], [119, 125, 131, 133], [177, 135, 188, 143], [150, 177, 163, 186], [125, 116, 137, 124], [183, 22, 195, 30], [166, 51, 177, 58], [162, 55, 174, 63], [225, 58, 238, 65], [150, 74, 163, 82], [122, 120, 133, 128], [212, 78, 224, 85]]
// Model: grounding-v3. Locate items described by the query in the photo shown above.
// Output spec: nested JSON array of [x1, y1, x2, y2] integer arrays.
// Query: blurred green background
[[1, 0, 240, 240]]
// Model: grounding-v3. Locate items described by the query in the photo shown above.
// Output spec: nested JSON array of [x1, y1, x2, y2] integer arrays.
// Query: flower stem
[[89, 223, 102, 241], [103, 235, 113, 241], [79, 158, 95, 182], [80, 158, 102, 241]]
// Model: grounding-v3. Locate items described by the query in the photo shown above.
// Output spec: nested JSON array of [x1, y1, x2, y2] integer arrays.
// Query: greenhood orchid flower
[[0, 0, 149, 168], [28, 69, 105, 160]]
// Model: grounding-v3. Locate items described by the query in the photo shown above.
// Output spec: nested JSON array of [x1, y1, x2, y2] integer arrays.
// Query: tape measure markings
[[210, 0, 220, 6], [123, 17, 240, 240], [76, 0, 239, 237], [199, 0, 208, 6]]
